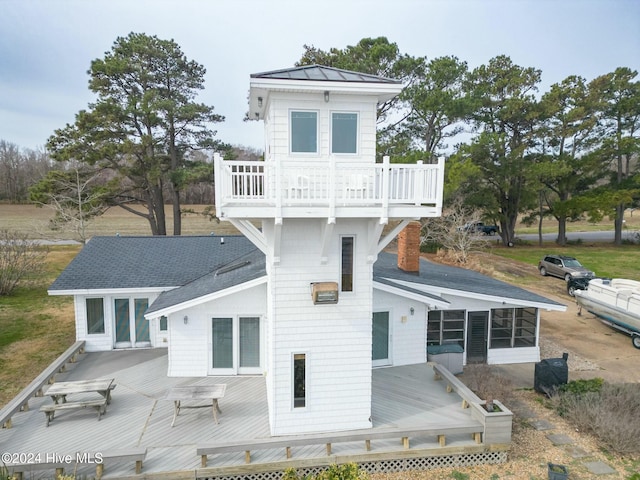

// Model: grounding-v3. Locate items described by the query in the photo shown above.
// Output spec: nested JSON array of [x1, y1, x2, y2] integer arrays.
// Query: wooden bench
[[98, 448, 147, 478], [0, 340, 85, 429], [39, 398, 107, 426], [433, 363, 482, 409], [6, 448, 146, 480], [198, 425, 483, 467]]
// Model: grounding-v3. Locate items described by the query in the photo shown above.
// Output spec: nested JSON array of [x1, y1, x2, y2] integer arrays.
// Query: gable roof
[[250, 65, 401, 84], [145, 248, 266, 316], [374, 252, 565, 310], [48, 235, 257, 292], [49, 236, 564, 314]]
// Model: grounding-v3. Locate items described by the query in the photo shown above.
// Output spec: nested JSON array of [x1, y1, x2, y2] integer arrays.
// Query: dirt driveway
[[537, 281, 640, 384], [441, 252, 640, 384]]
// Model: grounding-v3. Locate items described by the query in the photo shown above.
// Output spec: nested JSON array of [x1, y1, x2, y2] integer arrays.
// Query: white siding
[[487, 347, 540, 364], [267, 92, 379, 162], [264, 218, 374, 435], [166, 284, 267, 377], [74, 296, 112, 352], [373, 290, 428, 366], [73, 292, 176, 352]]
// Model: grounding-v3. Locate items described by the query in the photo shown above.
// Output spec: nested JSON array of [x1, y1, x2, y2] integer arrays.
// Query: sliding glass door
[[114, 297, 150, 348], [210, 316, 261, 375]]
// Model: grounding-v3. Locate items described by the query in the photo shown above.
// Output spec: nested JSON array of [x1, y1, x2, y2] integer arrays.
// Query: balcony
[[214, 155, 444, 223]]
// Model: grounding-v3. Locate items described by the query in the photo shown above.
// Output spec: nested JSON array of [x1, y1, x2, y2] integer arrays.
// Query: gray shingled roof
[[146, 248, 266, 315], [50, 236, 562, 314], [49, 235, 257, 291], [374, 252, 565, 308], [251, 65, 400, 84]]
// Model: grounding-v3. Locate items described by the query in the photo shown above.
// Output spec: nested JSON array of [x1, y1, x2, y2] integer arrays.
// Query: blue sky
[[1, 0, 638, 152]]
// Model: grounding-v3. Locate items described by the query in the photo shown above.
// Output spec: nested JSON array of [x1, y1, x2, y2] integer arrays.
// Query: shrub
[[559, 377, 604, 395], [0, 229, 48, 295], [283, 464, 368, 480], [551, 382, 640, 455], [460, 364, 515, 406]]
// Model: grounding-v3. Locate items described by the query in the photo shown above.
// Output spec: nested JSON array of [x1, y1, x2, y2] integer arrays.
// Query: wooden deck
[[0, 350, 504, 479]]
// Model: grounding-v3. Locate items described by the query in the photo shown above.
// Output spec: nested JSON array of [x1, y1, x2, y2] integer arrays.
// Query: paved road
[[517, 230, 639, 243]]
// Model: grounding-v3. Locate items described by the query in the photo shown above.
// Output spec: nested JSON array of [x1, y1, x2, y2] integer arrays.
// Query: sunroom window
[[291, 111, 317, 153], [490, 307, 537, 348], [332, 112, 358, 154], [427, 310, 465, 347]]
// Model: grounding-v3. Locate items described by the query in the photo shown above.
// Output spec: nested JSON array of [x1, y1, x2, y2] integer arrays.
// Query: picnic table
[[163, 384, 226, 427], [46, 378, 116, 404], [39, 378, 116, 426]]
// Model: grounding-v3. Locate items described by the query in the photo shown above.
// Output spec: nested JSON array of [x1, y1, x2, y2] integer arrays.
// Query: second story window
[[291, 111, 318, 153], [341, 236, 354, 292], [332, 112, 358, 154]]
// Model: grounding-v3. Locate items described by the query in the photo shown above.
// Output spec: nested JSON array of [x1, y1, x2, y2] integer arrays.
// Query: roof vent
[[216, 260, 250, 275]]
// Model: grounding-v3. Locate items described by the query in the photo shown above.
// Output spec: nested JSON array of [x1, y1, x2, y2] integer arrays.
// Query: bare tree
[[29, 167, 111, 244], [421, 198, 492, 264], [0, 230, 48, 295]]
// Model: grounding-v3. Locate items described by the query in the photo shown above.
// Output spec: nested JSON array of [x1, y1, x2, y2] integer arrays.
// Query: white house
[[49, 65, 566, 436]]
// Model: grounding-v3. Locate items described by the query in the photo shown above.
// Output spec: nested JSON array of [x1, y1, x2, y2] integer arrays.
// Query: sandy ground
[[524, 272, 640, 385]]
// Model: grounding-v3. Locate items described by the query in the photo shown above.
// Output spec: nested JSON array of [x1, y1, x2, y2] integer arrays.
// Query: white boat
[[575, 278, 640, 349]]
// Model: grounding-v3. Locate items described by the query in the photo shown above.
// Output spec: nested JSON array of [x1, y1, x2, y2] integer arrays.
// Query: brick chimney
[[397, 221, 421, 273]]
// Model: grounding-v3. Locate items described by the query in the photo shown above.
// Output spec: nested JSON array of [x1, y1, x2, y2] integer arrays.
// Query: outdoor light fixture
[[183, 315, 189, 325], [324, 91, 330, 102], [410, 307, 415, 316], [258, 96, 263, 108], [310, 282, 339, 304]]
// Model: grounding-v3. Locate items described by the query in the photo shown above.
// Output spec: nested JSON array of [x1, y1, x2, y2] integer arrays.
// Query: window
[[293, 353, 306, 408], [291, 111, 317, 153], [514, 308, 537, 347], [341, 236, 354, 292], [427, 310, 465, 347], [86, 298, 105, 334], [490, 308, 537, 348], [159, 316, 168, 332], [332, 112, 358, 154]]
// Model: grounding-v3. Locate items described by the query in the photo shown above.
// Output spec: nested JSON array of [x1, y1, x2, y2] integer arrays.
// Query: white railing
[[214, 154, 444, 216]]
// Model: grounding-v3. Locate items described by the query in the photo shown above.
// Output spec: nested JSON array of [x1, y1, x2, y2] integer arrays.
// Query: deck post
[[325, 443, 331, 455], [438, 434, 446, 447], [201, 455, 207, 467], [245, 450, 251, 464]]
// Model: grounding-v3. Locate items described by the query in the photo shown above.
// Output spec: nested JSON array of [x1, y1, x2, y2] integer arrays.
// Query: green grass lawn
[[492, 244, 640, 280]]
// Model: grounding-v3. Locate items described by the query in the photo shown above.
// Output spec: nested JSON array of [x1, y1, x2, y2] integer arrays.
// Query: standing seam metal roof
[[250, 65, 401, 84]]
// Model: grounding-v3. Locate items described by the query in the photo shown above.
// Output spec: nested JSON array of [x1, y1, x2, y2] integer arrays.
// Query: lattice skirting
[[200, 451, 508, 480]]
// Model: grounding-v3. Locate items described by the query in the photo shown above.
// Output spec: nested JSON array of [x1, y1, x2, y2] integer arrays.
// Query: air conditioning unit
[[310, 282, 339, 305]]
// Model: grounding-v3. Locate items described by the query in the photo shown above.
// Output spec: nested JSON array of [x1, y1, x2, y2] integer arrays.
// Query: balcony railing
[[214, 154, 444, 220]]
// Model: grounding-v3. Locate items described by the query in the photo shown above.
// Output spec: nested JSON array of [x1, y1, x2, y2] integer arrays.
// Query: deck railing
[[214, 154, 444, 217], [0, 340, 85, 429]]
